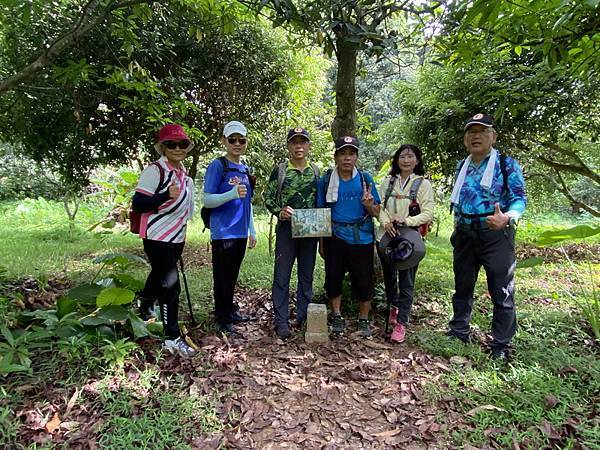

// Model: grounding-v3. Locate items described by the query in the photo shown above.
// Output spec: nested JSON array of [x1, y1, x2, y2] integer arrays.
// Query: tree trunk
[[331, 38, 357, 140]]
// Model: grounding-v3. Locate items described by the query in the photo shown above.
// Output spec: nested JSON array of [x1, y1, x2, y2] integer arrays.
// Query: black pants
[[449, 226, 517, 348], [211, 238, 247, 326], [142, 239, 184, 340], [376, 246, 419, 326]]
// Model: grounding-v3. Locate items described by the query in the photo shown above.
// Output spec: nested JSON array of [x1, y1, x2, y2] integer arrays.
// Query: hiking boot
[[489, 345, 510, 362], [446, 330, 471, 344], [163, 337, 197, 358], [357, 318, 372, 339], [292, 319, 305, 330], [388, 306, 398, 328], [219, 323, 244, 338], [330, 314, 345, 334], [275, 324, 291, 340], [231, 311, 250, 323], [391, 322, 406, 344]]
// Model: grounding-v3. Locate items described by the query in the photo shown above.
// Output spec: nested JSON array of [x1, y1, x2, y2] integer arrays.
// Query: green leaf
[[56, 297, 77, 319], [517, 257, 544, 269], [113, 273, 144, 291], [97, 287, 135, 307], [81, 305, 129, 326], [0, 323, 15, 346], [65, 284, 103, 304], [536, 225, 600, 246], [120, 171, 138, 185], [127, 311, 150, 338]]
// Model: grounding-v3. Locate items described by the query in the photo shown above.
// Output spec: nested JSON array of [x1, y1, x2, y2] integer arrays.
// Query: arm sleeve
[[263, 166, 282, 217], [202, 188, 239, 208], [404, 179, 435, 227], [249, 203, 256, 238], [505, 158, 527, 221], [132, 191, 170, 213]]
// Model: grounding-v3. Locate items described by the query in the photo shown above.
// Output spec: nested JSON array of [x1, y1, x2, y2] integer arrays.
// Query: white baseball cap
[[223, 121, 247, 137]]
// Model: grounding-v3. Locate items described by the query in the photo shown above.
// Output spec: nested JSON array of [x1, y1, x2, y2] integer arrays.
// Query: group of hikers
[[131, 112, 526, 362]]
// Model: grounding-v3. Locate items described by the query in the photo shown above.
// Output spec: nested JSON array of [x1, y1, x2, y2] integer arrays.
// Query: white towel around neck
[[450, 148, 498, 206], [326, 166, 359, 203]]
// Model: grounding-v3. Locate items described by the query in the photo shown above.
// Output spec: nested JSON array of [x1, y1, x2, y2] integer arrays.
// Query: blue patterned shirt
[[454, 151, 526, 224]]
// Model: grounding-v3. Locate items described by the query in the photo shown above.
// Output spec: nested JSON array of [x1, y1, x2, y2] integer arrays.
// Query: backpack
[[450, 153, 508, 214], [130, 162, 166, 234], [200, 157, 255, 231], [383, 175, 431, 237], [275, 161, 320, 199], [322, 167, 366, 199]]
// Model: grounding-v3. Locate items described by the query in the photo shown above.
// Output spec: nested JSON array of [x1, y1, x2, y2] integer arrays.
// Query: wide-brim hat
[[378, 227, 425, 270]]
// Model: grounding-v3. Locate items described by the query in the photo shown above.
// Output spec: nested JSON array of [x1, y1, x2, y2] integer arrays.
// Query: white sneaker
[[163, 337, 197, 358]]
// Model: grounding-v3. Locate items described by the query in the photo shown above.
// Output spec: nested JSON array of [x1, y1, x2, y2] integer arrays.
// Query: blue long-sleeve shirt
[[454, 152, 526, 224]]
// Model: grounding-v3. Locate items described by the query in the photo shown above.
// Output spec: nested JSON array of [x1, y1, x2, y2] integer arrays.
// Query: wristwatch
[[506, 217, 516, 227]]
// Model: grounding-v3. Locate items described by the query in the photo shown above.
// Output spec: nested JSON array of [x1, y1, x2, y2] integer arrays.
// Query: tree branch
[[529, 172, 600, 217], [0, 0, 150, 95]]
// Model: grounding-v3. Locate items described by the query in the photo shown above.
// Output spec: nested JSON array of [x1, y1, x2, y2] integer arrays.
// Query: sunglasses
[[163, 140, 191, 150], [227, 137, 247, 145]]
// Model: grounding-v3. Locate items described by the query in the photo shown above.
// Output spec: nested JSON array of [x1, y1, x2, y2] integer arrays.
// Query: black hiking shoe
[[357, 319, 372, 339], [275, 324, 291, 340], [445, 330, 472, 344], [330, 314, 345, 334], [489, 345, 510, 362], [219, 323, 243, 338]]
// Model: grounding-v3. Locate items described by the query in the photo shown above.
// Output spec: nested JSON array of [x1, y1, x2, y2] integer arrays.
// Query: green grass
[[0, 198, 599, 448]]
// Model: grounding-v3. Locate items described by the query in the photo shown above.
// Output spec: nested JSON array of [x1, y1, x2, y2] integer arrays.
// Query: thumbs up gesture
[[361, 181, 374, 208], [168, 181, 180, 199], [486, 203, 509, 230]]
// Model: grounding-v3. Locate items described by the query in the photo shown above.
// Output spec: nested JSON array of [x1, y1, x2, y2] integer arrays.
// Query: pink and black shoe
[[390, 322, 406, 344]]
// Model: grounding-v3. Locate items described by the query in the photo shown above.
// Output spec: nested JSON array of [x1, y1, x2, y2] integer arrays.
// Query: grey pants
[[376, 245, 419, 326], [271, 221, 318, 326], [449, 225, 517, 348]]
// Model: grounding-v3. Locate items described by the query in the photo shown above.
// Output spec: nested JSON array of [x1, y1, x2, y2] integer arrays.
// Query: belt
[[455, 222, 490, 232], [333, 219, 371, 241]]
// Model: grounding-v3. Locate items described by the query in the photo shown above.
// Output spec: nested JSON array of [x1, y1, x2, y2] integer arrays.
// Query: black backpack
[[200, 157, 255, 231]]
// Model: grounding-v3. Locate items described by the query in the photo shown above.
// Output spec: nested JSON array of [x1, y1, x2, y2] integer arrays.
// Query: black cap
[[464, 113, 495, 130], [287, 127, 310, 141], [334, 136, 359, 151]]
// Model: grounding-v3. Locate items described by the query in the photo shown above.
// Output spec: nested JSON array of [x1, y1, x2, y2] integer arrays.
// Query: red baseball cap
[[157, 124, 189, 142]]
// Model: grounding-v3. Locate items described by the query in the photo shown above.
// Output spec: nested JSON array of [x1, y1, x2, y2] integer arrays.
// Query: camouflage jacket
[[264, 161, 318, 217]]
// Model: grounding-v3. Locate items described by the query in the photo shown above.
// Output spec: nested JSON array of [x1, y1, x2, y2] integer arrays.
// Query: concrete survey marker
[[305, 303, 329, 344]]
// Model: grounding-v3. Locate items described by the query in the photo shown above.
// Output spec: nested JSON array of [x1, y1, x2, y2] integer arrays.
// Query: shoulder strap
[[151, 161, 166, 193], [310, 162, 320, 179], [409, 177, 423, 201], [218, 156, 229, 180], [276, 162, 287, 198], [383, 175, 396, 210], [500, 153, 508, 194]]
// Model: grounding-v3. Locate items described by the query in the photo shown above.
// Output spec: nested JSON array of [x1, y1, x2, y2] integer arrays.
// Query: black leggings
[[142, 239, 184, 340], [211, 238, 247, 326]]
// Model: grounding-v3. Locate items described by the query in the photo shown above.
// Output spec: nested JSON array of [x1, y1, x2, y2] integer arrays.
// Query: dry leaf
[[544, 395, 558, 410], [45, 413, 61, 433], [373, 428, 402, 438], [64, 388, 79, 418], [466, 405, 507, 416]]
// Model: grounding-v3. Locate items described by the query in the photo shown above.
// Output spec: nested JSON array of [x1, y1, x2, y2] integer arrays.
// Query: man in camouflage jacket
[[264, 127, 320, 339]]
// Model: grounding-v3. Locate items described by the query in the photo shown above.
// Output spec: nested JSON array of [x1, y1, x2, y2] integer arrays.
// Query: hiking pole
[[178, 257, 196, 326]]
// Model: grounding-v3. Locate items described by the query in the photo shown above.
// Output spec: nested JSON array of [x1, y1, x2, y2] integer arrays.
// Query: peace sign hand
[[361, 182, 374, 208]]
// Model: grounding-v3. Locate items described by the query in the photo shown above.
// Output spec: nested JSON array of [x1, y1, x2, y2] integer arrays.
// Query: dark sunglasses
[[227, 137, 247, 145], [163, 140, 191, 150]]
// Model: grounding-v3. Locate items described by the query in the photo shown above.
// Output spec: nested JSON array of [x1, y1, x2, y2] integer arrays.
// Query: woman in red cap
[[131, 123, 196, 357]]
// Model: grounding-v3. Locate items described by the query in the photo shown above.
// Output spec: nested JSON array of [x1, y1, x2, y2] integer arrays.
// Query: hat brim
[[335, 144, 359, 151], [378, 228, 425, 270], [464, 121, 494, 130], [287, 133, 310, 142]]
